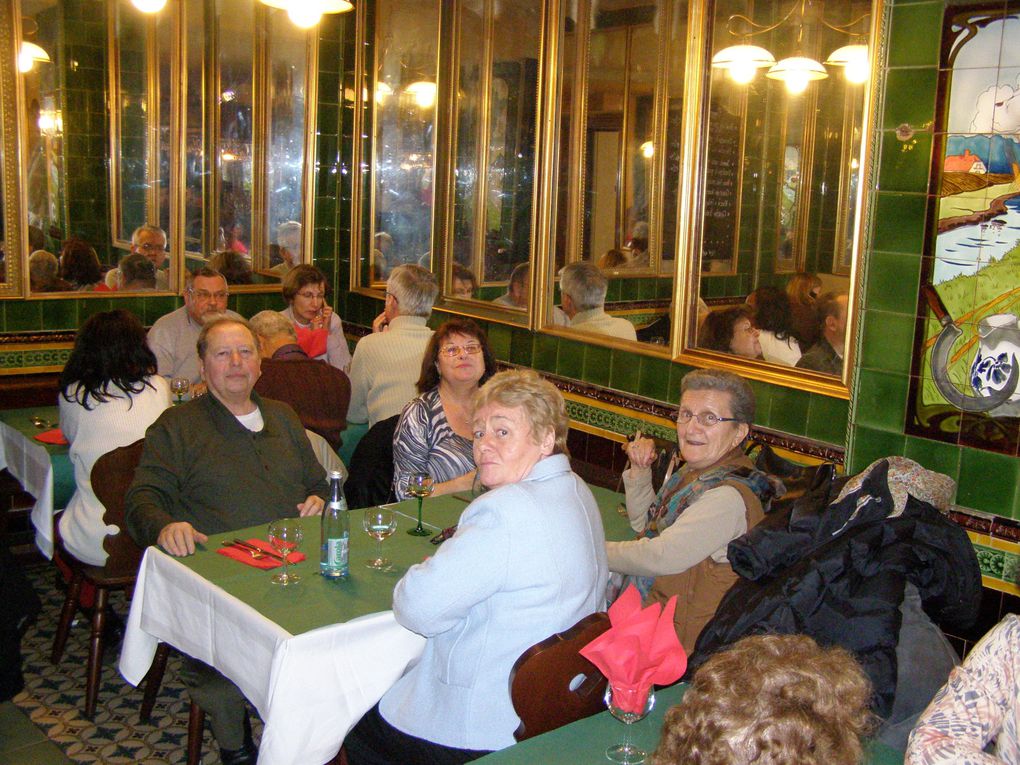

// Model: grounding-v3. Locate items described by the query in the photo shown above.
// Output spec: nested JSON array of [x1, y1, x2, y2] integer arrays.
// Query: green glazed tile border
[[565, 398, 674, 442], [974, 544, 1006, 581], [0, 346, 73, 371]]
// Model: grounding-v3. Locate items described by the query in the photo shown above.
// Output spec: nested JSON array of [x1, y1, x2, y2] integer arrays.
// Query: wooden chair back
[[509, 612, 611, 741], [93, 439, 146, 577]]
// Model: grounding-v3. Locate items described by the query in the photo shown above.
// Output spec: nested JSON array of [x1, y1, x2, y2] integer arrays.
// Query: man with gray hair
[[106, 224, 171, 290], [269, 220, 302, 276], [249, 310, 351, 451], [348, 263, 438, 426], [116, 252, 157, 290], [560, 261, 637, 341], [146, 267, 242, 392]]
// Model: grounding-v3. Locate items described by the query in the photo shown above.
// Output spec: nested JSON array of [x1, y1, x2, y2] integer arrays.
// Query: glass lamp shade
[[766, 56, 828, 94], [131, 0, 168, 12], [825, 44, 870, 84], [406, 80, 437, 109], [18, 41, 50, 73], [258, 0, 353, 23], [711, 44, 776, 85]]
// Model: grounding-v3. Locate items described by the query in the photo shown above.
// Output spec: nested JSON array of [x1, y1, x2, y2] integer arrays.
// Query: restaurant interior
[[1, 0, 1019, 761]]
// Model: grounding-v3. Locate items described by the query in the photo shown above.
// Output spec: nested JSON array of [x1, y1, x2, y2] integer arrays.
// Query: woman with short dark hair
[[280, 263, 351, 372], [58, 310, 170, 565], [391, 319, 497, 500], [59, 237, 103, 291]]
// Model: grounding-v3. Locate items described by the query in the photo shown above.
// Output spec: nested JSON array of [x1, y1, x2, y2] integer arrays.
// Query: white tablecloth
[[0, 420, 58, 558], [120, 548, 427, 765]]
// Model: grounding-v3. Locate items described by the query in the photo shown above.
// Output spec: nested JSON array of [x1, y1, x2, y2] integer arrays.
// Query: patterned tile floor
[[11, 565, 262, 765]]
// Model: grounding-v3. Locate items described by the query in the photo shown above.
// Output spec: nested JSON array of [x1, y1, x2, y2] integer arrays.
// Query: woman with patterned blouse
[[907, 614, 1020, 764], [391, 319, 497, 500]]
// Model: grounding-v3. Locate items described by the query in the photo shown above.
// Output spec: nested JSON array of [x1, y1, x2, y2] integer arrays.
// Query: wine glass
[[406, 472, 434, 536], [604, 684, 655, 764], [363, 508, 397, 570], [170, 377, 190, 404], [267, 519, 304, 585]]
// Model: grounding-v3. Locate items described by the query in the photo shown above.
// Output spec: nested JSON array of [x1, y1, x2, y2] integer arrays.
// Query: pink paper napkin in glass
[[580, 585, 688, 714]]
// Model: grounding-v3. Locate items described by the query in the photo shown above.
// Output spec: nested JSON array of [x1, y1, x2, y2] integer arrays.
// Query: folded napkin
[[580, 585, 688, 714], [34, 428, 68, 445], [216, 538, 307, 570], [294, 324, 328, 359]]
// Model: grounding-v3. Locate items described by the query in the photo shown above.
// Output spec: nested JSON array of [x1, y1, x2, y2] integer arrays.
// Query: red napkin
[[294, 324, 328, 359], [580, 585, 688, 714], [35, 428, 69, 445], [216, 538, 307, 570]]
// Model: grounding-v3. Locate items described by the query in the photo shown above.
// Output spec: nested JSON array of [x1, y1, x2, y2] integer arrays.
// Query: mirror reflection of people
[[786, 272, 822, 350], [747, 286, 802, 366], [598, 248, 629, 270], [345, 369, 608, 765], [116, 253, 158, 291], [209, 250, 253, 285], [608, 369, 777, 646], [372, 231, 394, 281], [493, 262, 530, 310], [796, 292, 848, 376], [653, 634, 874, 765], [451, 263, 478, 299], [222, 221, 248, 256], [281, 264, 351, 373], [106, 225, 171, 291], [560, 262, 637, 341], [29, 249, 71, 292], [59, 237, 103, 291], [698, 306, 762, 360], [625, 221, 649, 268], [270, 221, 302, 276], [392, 319, 497, 501]]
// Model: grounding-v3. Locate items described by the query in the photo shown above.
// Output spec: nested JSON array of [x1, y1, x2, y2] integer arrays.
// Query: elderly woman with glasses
[[608, 368, 779, 648], [391, 319, 497, 500], [280, 264, 351, 373]]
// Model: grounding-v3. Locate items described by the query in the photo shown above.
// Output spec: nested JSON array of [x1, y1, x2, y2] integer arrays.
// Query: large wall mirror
[[0, 0, 26, 296], [681, 0, 876, 391], [12, 0, 319, 297]]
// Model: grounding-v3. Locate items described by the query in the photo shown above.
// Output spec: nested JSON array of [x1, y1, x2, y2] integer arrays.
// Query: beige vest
[[645, 459, 765, 650]]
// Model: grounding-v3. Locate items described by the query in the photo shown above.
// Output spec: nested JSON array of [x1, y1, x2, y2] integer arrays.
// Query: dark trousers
[[179, 656, 250, 750], [345, 704, 493, 765]]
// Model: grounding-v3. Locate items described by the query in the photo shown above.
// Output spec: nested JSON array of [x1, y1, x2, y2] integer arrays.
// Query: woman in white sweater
[[58, 310, 170, 566]]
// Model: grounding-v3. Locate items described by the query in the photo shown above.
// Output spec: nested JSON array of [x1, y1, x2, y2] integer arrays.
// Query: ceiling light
[[766, 56, 828, 95], [711, 44, 775, 85], [824, 44, 870, 84], [131, 0, 167, 13], [18, 41, 50, 73], [406, 80, 437, 109], [258, 0, 352, 27]]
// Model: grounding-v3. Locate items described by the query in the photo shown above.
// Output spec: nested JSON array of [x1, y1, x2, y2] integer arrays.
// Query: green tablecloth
[[0, 404, 74, 509], [474, 682, 905, 764], [175, 485, 632, 637]]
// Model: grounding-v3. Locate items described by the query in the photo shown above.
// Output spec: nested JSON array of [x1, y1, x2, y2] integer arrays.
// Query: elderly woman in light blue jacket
[[345, 369, 609, 765]]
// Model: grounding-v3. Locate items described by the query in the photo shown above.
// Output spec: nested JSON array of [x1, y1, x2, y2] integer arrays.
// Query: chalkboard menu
[[701, 96, 743, 273]]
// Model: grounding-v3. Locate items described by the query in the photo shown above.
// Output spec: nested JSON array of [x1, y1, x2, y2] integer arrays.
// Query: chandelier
[[711, 0, 870, 95]]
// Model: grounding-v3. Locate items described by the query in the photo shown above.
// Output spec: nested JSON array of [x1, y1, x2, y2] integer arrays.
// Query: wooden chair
[[50, 439, 145, 719], [509, 612, 611, 741]]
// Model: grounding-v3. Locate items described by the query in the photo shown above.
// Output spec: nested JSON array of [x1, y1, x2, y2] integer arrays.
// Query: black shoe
[[219, 714, 257, 765], [101, 610, 125, 649]]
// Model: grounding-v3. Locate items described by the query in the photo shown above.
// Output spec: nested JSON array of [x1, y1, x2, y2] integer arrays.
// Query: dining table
[[120, 486, 634, 765], [0, 404, 74, 558], [472, 681, 905, 764]]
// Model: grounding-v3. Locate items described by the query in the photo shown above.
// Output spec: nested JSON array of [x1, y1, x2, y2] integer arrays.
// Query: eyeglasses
[[676, 410, 742, 427], [439, 343, 483, 358], [136, 242, 166, 252], [297, 291, 325, 301], [190, 289, 228, 301]]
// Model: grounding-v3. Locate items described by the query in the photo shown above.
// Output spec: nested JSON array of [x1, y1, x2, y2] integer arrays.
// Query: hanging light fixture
[[18, 41, 50, 73], [258, 0, 352, 28], [406, 80, 437, 109], [711, 0, 869, 94], [131, 0, 168, 14]]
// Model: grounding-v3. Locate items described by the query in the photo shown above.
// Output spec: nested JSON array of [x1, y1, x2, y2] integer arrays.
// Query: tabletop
[[0, 404, 74, 557], [473, 682, 905, 764]]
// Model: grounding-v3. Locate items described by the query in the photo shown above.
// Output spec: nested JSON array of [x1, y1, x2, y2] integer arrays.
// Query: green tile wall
[[848, 0, 1020, 519]]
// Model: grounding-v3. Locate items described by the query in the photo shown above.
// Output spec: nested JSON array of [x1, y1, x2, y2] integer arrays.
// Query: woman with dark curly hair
[[652, 633, 874, 765], [58, 310, 170, 565], [747, 286, 802, 366], [391, 318, 497, 500], [697, 306, 762, 359], [59, 237, 104, 291]]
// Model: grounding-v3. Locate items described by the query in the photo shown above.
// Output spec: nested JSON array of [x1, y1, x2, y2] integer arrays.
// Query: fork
[[229, 542, 267, 560]]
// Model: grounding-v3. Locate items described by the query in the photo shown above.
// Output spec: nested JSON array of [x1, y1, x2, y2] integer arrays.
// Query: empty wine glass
[[170, 377, 190, 404], [363, 508, 397, 570], [604, 684, 655, 764], [406, 472, 434, 536], [267, 518, 304, 585]]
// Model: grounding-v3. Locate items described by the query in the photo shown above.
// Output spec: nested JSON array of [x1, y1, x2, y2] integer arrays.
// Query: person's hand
[[157, 522, 208, 556], [311, 305, 333, 331], [298, 495, 324, 516], [623, 431, 658, 470], [372, 311, 390, 333]]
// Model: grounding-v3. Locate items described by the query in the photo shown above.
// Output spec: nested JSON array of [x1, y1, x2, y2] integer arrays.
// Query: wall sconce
[[258, 0, 353, 28], [711, 0, 869, 93]]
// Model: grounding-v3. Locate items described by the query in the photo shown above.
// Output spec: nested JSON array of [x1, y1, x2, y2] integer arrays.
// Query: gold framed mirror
[[0, 0, 26, 297]]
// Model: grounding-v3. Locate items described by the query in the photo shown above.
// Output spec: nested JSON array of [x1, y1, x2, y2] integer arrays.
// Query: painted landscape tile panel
[[907, 6, 1020, 456]]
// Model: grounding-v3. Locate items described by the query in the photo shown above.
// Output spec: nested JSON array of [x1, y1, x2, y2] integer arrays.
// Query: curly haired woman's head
[[652, 634, 874, 765]]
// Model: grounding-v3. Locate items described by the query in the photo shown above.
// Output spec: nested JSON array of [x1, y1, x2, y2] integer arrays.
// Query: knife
[[232, 538, 285, 561]]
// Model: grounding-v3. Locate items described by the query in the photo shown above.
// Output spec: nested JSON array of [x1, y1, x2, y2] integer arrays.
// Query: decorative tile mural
[[907, 5, 1020, 457]]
